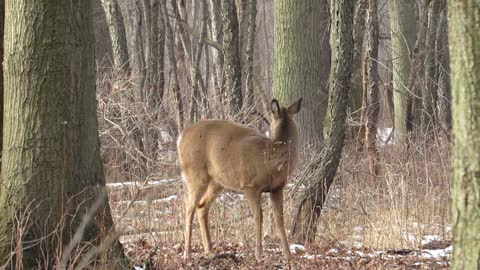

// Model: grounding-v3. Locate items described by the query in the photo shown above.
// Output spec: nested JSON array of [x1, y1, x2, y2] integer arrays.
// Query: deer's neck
[[271, 119, 299, 148]]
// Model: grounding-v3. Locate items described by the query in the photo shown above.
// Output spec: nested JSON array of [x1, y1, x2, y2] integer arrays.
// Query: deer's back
[[177, 120, 275, 190]]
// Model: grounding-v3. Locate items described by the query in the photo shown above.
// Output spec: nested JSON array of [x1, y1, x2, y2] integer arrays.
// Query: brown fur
[[178, 98, 302, 260]]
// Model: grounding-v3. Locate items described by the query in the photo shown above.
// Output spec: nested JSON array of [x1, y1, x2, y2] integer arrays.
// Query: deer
[[177, 98, 302, 260]]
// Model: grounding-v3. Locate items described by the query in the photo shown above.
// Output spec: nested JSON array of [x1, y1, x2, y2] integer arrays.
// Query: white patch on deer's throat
[[181, 171, 187, 182]]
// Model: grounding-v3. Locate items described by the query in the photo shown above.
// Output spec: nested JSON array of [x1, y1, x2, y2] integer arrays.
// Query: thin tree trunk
[[244, 0, 257, 113], [389, 0, 417, 146], [448, 1, 480, 268], [208, 0, 224, 109], [365, 0, 380, 179], [161, 0, 184, 131], [130, 0, 146, 101], [221, 0, 243, 117], [290, 0, 354, 243], [0, 0, 126, 267], [350, 0, 368, 139], [422, 0, 441, 134], [100, 0, 130, 76], [435, 0, 450, 134]]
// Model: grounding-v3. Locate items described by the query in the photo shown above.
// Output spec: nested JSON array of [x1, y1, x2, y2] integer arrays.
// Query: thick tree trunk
[[161, 0, 184, 131], [290, 0, 354, 243], [389, 0, 416, 146], [365, 0, 380, 179], [0, 0, 4, 158], [406, 0, 428, 134], [0, 0, 126, 267], [449, 1, 480, 269], [221, 0, 243, 117], [100, 0, 130, 76], [273, 0, 330, 146], [208, 0, 224, 106], [189, 0, 207, 123]]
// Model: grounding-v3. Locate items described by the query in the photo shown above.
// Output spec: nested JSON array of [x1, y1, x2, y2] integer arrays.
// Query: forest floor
[[124, 239, 451, 269]]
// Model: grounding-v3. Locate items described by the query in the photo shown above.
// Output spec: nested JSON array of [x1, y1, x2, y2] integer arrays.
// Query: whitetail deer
[[177, 98, 302, 260]]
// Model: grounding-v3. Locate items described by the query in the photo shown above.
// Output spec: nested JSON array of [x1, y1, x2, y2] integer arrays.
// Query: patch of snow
[[421, 246, 452, 259], [289, 244, 306, 254], [107, 179, 178, 188], [378, 127, 394, 145], [134, 266, 145, 270], [327, 248, 338, 254], [421, 235, 442, 245], [152, 195, 178, 203]]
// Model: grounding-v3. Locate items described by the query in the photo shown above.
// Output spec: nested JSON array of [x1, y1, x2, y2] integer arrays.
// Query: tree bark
[[273, 0, 330, 146], [290, 0, 354, 243], [422, 0, 441, 134], [189, 0, 207, 123], [209, 0, 224, 107], [161, 0, 184, 131], [350, 0, 368, 139], [389, 0, 416, 146], [221, 0, 243, 117], [0, 0, 126, 267], [435, 0, 450, 134], [100, 0, 130, 76], [130, 0, 147, 100], [365, 0, 380, 179], [0, 0, 4, 159], [449, 1, 480, 269], [243, 0, 257, 113]]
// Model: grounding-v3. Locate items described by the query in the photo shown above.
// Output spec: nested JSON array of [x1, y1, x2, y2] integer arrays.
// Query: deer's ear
[[271, 99, 280, 116], [287, 98, 302, 114]]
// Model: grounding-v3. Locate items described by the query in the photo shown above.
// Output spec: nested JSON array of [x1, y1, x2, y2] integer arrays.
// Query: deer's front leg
[[245, 190, 263, 260], [270, 189, 292, 260]]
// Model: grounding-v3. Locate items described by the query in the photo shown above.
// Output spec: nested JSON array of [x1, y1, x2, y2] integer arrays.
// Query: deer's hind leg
[[196, 181, 223, 255], [182, 171, 209, 259]]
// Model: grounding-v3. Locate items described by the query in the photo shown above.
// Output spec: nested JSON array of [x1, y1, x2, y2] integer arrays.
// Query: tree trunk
[[435, 0, 450, 134], [100, 0, 130, 76], [208, 0, 224, 108], [290, 0, 354, 243], [389, 0, 416, 146], [365, 0, 380, 179], [449, 1, 480, 269], [406, 0, 427, 134], [130, 0, 147, 100], [189, 0, 207, 123], [221, 0, 243, 117], [422, 0, 441, 134], [0, 0, 4, 159], [243, 0, 257, 113], [161, 0, 184, 131], [0, 0, 126, 267], [273, 0, 330, 146], [350, 0, 368, 139]]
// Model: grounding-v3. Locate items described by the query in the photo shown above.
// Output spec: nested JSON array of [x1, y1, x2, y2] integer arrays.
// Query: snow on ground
[[106, 178, 178, 188], [290, 244, 306, 254], [378, 127, 394, 145]]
